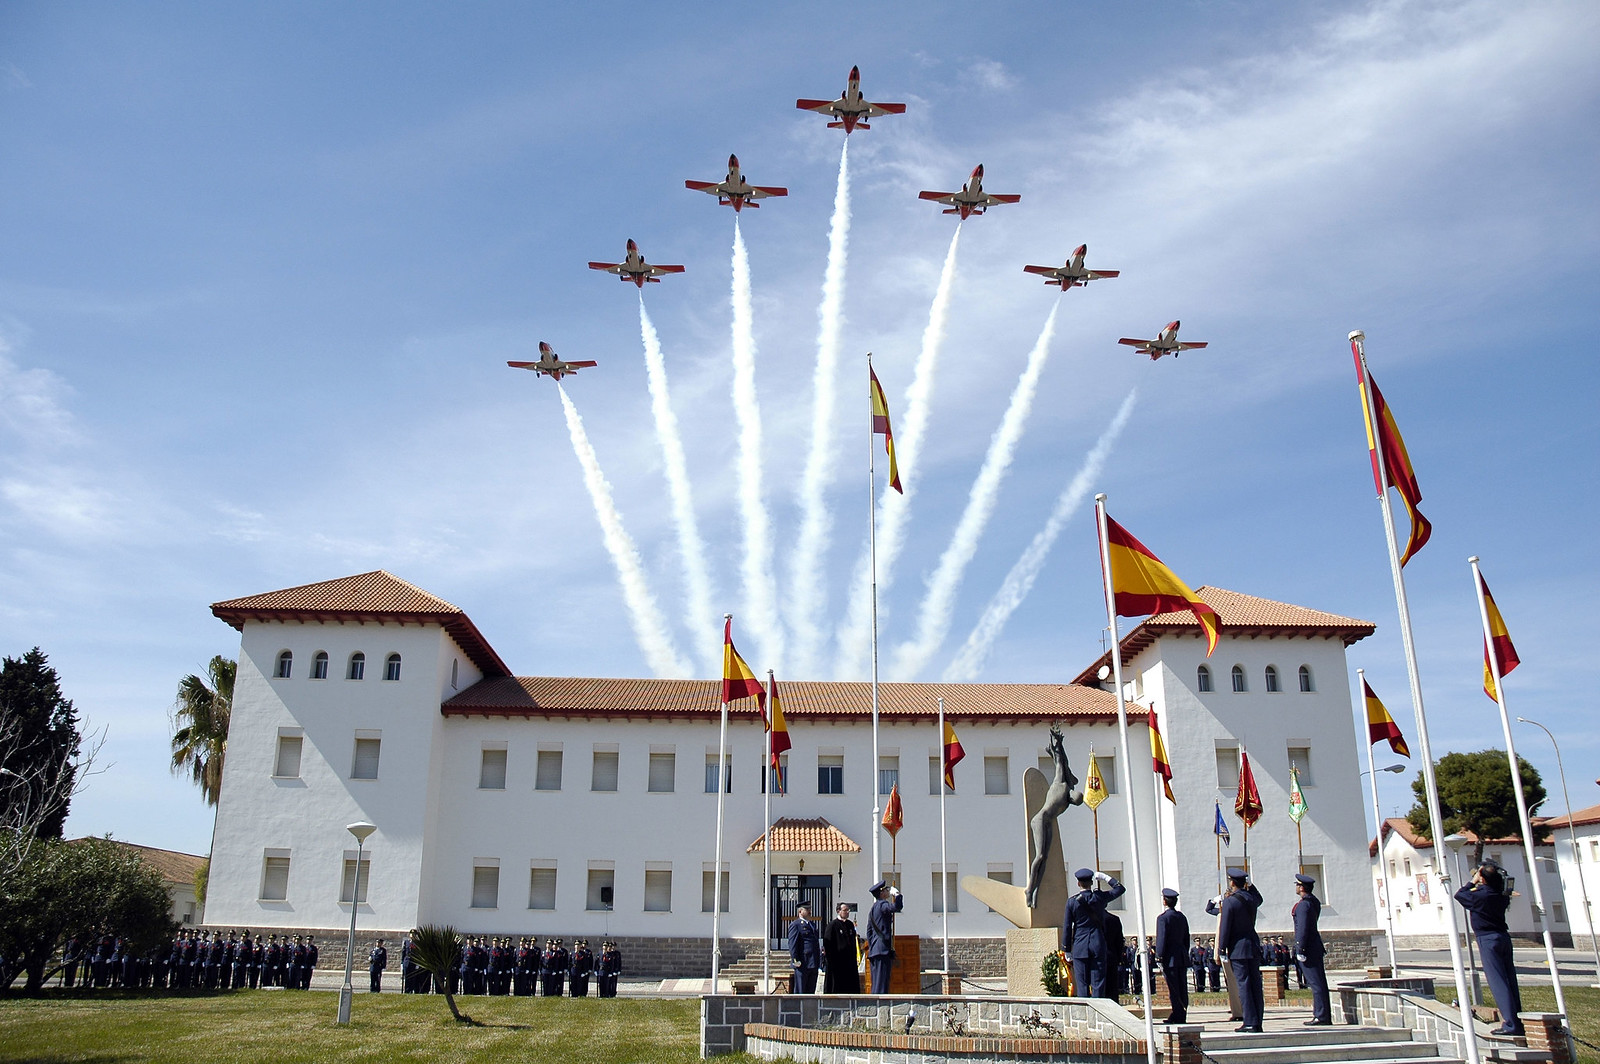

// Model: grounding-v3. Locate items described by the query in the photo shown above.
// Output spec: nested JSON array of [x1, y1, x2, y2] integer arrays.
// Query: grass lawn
[[1434, 984, 1600, 1064], [0, 990, 763, 1064]]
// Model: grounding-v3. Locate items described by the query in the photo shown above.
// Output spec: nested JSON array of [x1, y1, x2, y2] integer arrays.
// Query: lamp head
[[347, 821, 377, 842], [1382, 764, 1405, 773]]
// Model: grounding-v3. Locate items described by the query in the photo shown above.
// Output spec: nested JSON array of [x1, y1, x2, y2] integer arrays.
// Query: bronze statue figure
[[1025, 725, 1084, 908]]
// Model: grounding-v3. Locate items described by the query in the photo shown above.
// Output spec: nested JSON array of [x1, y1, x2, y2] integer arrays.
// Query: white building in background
[[1541, 802, 1600, 943], [1369, 817, 1566, 944], [73, 839, 208, 926], [201, 571, 1382, 972]]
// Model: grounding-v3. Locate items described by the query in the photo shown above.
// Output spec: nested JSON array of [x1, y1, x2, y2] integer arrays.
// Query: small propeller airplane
[[1022, 244, 1120, 291], [1117, 321, 1209, 361], [795, 65, 906, 134], [918, 164, 1021, 220], [685, 155, 788, 212], [507, 342, 598, 381], [588, 239, 686, 289]]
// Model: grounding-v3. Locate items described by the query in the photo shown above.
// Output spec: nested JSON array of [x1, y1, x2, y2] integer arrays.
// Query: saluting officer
[[1293, 873, 1331, 1025], [1155, 888, 1191, 1024], [1061, 868, 1124, 999], [596, 940, 622, 998], [1211, 868, 1264, 1033], [865, 879, 903, 994], [1454, 861, 1524, 1037]]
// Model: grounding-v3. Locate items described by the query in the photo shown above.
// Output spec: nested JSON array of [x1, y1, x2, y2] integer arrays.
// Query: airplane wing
[[587, 262, 622, 272], [1176, 342, 1208, 350], [795, 99, 835, 113], [651, 264, 686, 275], [567, 360, 599, 368], [984, 194, 1023, 205], [507, 361, 539, 370], [1083, 269, 1121, 279], [1021, 265, 1057, 276], [1116, 339, 1151, 348], [685, 180, 720, 192], [749, 186, 788, 199], [918, 190, 957, 203], [866, 101, 907, 117]]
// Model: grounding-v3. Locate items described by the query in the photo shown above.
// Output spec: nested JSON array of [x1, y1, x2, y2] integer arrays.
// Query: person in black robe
[[822, 903, 861, 994]]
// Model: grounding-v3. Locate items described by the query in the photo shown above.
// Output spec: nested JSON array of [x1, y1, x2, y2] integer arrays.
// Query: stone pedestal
[[1006, 927, 1058, 997], [1163, 1024, 1203, 1064], [1521, 1013, 1573, 1064]]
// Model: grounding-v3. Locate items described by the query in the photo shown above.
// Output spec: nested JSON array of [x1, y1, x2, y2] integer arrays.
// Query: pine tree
[[0, 648, 82, 841]]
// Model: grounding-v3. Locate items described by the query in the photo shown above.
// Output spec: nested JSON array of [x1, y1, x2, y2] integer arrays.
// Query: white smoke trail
[[730, 220, 784, 668], [639, 296, 719, 674], [788, 139, 851, 677], [836, 225, 963, 677], [556, 384, 693, 679], [941, 390, 1138, 683], [892, 301, 1061, 680]]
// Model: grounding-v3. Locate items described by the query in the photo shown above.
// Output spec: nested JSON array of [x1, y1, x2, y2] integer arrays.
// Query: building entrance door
[[770, 874, 832, 951]]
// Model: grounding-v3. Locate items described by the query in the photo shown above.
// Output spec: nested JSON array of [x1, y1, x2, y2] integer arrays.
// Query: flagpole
[[711, 613, 732, 994], [1149, 708, 1166, 888], [1360, 669, 1401, 973], [764, 669, 775, 995], [867, 354, 883, 883], [1470, 557, 1567, 1022], [1351, 331, 1478, 1064], [938, 696, 952, 975], [1214, 801, 1223, 965], [1094, 493, 1157, 1064], [1240, 744, 1249, 870]]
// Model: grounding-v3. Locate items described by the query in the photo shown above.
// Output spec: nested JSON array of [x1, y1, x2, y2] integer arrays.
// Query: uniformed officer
[[541, 938, 568, 996], [1155, 888, 1191, 1024], [1061, 868, 1124, 999], [1211, 868, 1264, 1033], [63, 935, 84, 988], [569, 939, 594, 997], [1189, 939, 1207, 994], [1454, 862, 1523, 1037], [454, 936, 472, 995], [368, 938, 387, 992], [596, 940, 622, 998], [865, 879, 904, 994], [305, 936, 319, 989], [787, 903, 823, 994], [1106, 912, 1128, 1000], [1292, 873, 1331, 1025], [248, 935, 264, 989]]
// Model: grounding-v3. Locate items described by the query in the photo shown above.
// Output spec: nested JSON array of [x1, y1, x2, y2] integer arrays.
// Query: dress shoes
[[1235, 1026, 1263, 1033], [1304, 1019, 1332, 1026]]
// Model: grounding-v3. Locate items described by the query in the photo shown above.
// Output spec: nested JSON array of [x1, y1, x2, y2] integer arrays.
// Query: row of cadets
[[1187, 936, 1222, 993]]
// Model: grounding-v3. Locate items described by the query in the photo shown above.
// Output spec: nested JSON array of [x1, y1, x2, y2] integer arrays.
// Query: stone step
[[1203, 1039, 1437, 1064], [1204, 1028, 1414, 1051]]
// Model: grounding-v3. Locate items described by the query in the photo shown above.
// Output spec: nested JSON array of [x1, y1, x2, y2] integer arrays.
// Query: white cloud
[[963, 58, 1017, 92]]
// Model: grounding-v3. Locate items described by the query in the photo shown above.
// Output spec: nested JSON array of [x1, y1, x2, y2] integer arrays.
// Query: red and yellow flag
[[1353, 352, 1432, 566], [1102, 515, 1221, 656], [721, 617, 764, 707], [1148, 708, 1175, 803], [869, 366, 903, 494], [881, 782, 903, 837], [942, 721, 965, 790], [1362, 679, 1410, 758], [764, 675, 792, 790], [1234, 748, 1263, 827], [1478, 572, 1520, 701]]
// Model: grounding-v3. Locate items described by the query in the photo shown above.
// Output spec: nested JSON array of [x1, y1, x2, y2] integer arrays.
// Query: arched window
[[450, 659, 459, 689], [1196, 665, 1213, 692], [384, 653, 402, 681], [347, 652, 366, 681], [275, 651, 293, 679], [1298, 665, 1314, 692], [1231, 665, 1247, 692], [1264, 665, 1280, 692], [311, 651, 329, 680]]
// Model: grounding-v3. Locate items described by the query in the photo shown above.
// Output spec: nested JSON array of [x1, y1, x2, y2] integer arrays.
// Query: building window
[[535, 749, 563, 791], [1590, 840, 1599, 862], [274, 734, 303, 779], [1102, 862, 1125, 910], [352, 736, 381, 780], [591, 749, 619, 792], [1231, 665, 1247, 692], [704, 754, 731, 794], [260, 853, 291, 901], [647, 751, 675, 793], [1197, 665, 1212, 692], [1404, 858, 1412, 877], [479, 748, 507, 790], [984, 756, 1010, 795], [928, 756, 954, 795], [1288, 746, 1313, 785], [311, 651, 329, 680], [701, 867, 730, 913], [763, 755, 788, 795], [1093, 753, 1118, 794], [1264, 665, 1280, 692], [471, 862, 500, 909], [347, 652, 365, 680], [879, 755, 900, 796], [1553, 902, 1567, 924], [1298, 665, 1313, 692], [275, 651, 293, 679], [643, 867, 672, 912], [528, 865, 557, 910], [383, 653, 402, 681], [340, 856, 371, 904], [450, 659, 459, 689], [1300, 860, 1326, 905], [986, 864, 1013, 913], [1216, 747, 1239, 790], [586, 867, 615, 911], [817, 754, 844, 795], [932, 865, 959, 913]]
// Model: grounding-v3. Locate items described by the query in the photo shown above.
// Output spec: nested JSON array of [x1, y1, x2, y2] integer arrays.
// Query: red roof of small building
[[748, 818, 862, 854], [1538, 802, 1600, 830], [68, 838, 207, 888], [1369, 816, 1552, 857]]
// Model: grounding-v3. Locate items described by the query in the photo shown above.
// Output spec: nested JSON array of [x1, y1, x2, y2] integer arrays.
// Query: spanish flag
[[942, 720, 965, 790], [721, 617, 764, 707], [765, 675, 792, 790], [869, 365, 903, 494], [1103, 516, 1221, 656], [1362, 679, 1410, 758], [1234, 748, 1263, 827], [1148, 708, 1174, 803], [1083, 749, 1108, 810], [881, 782, 904, 838], [1353, 355, 1432, 566], [1478, 572, 1521, 701]]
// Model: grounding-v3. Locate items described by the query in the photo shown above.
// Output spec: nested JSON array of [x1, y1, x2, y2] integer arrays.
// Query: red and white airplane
[[1117, 321, 1209, 361], [685, 155, 788, 212], [918, 164, 1021, 220], [1022, 244, 1120, 291], [507, 342, 598, 381], [796, 66, 906, 134], [588, 239, 686, 288]]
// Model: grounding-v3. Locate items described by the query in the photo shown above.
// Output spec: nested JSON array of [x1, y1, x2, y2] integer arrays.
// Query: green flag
[[1288, 765, 1308, 823]]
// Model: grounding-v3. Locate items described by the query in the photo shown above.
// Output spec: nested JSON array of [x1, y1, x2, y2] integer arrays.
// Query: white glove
[[1094, 871, 1112, 883], [890, 886, 901, 898], [1210, 895, 1225, 908]]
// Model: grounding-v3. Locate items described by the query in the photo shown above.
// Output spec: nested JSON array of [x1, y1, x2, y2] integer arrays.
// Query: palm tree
[[170, 656, 235, 806], [408, 925, 470, 1022]]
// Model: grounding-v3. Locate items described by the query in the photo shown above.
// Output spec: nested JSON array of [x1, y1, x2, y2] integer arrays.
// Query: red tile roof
[[1537, 802, 1600, 830], [212, 571, 510, 678], [443, 675, 1123, 723], [69, 838, 207, 888], [1369, 816, 1552, 857], [748, 818, 862, 854], [1072, 586, 1375, 683]]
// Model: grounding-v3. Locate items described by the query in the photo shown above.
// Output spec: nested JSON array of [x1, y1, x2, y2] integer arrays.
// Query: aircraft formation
[[508, 64, 1208, 377]]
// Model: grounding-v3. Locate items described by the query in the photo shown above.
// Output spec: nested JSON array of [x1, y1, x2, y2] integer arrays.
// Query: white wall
[[1553, 821, 1600, 940], [1371, 830, 1563, 937]]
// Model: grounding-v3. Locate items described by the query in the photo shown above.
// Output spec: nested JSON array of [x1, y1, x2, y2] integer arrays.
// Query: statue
[[1026, 725, 1085, 907]]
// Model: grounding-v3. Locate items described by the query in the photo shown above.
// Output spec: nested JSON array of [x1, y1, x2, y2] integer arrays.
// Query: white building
[[1541, 802, 1600, 943], [202, 571, 1382, 973]]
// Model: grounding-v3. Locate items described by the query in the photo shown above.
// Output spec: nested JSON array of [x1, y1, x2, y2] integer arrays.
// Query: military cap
[[869, 879, 889, 895], [1227, 867, 1249, 881], [1161, 888, 1179, 900], [1294, 873, 1316, 887], [1075, 868, 1095, 881]]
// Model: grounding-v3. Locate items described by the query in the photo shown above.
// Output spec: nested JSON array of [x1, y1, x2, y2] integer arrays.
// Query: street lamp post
[[1517, 716, 1600, 986], [337, 821, 377, 1025], [1363, 761, 1406, 971]]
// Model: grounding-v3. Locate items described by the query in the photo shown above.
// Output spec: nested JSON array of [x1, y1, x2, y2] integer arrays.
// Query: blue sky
[[2, 1, 1595, 856]]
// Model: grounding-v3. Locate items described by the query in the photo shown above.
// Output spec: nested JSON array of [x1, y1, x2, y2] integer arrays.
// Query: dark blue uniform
[[866, 886, 903, 994], [569, 942, 593, 997], [1293, 885, 1331, 1024], [596, 942, 622, 998], [1214, 882, 1264, 1031], [1156, 899, 1191, 1024], [1455, 880, 1523, 1035], [787, 915, 822, 994], [368, 943, 387, 992], [1061, 875, 1124, 998]]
